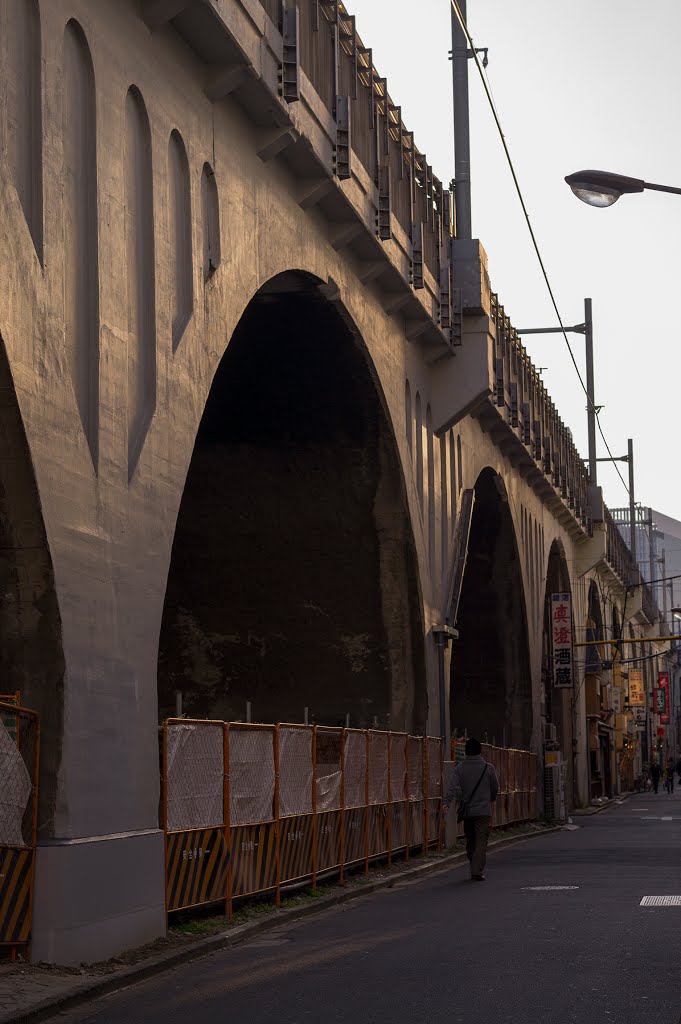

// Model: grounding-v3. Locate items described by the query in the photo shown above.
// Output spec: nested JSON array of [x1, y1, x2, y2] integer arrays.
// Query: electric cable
[[449, 0, 630, 497]]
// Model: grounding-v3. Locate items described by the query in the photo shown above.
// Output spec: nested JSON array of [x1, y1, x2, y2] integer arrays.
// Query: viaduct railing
[[163, 719, 442, 918]]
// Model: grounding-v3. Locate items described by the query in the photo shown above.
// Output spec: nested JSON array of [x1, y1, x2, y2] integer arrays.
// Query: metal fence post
[[340, 727, 346, 884], [423, 736, 429, 854], [387, 732, 392, 867], [162, 720, 169, 923], [274, 725, 281, 907], [404, 735, 410, 863], [312, 724, 318, 889], [223, 722, 232, 919], [364, 730, 370, 877]]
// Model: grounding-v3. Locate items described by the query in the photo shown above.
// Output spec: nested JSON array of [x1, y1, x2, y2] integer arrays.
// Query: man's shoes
[[471, 874, 485, 881]]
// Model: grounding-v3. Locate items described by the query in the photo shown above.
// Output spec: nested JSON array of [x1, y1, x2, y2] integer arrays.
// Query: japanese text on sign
[[551, 593, 573, 689], [655, 688, 667, 715], [628, 669, 644, 707]]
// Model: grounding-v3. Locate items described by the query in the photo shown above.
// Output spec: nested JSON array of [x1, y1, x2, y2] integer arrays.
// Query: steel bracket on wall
[[377, 164, 391, 240], [335, 96, 352, 180], [411, 221, 424, 289], [280, 4, 300, 103]]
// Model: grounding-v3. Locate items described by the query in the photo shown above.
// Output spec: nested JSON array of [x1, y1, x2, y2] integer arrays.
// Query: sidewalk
[[0, 822, 558, 1024]]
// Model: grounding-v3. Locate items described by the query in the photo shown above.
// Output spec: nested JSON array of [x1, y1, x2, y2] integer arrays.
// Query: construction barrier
[[0, 699, 39, 958], [451, 740, 538, 833], [163, 720, 443, 918]]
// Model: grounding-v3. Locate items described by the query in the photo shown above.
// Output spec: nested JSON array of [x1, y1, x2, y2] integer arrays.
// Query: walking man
[[651, 760, 661, 795], [443, 737, 499, 881]]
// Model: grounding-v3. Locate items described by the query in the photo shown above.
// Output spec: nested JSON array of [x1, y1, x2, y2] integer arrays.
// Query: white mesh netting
[[278, 727, 313, 817], [0, 720, 31, 847], [166, 723, 224, 832], [229, 727, 275, 825]]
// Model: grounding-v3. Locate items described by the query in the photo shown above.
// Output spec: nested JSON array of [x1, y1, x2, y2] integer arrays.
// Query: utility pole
[[451, 0, 472, 239], [628, 438, 636, 563], [584, 298, 597, 485]]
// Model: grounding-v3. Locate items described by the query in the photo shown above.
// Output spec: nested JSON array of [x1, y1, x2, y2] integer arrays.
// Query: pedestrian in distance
[[651, 760, 661, 795], [442, 737, 499, 882], [665, 760, 675, 795]]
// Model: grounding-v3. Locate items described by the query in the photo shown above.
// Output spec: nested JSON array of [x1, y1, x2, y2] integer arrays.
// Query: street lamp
[[519, 298, 599, 484], [565, 169, 681, 208]]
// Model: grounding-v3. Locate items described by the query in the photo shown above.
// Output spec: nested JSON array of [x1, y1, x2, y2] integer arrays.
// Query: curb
[[1, 825, 561, 1024], [572, 792, 632, 817]]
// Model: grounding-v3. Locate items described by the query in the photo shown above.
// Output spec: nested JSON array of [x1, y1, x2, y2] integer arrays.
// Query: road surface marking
[[640, 896, 681, 906], [522, 885, 579, 891]]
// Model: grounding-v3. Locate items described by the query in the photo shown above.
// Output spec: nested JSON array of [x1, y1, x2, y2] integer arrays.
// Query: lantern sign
[[628, 669, 645, 706], [551, 593, 573, 689]]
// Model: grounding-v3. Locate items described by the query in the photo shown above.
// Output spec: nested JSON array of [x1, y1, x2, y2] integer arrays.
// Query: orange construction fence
[[163, 720, 443, 918], [0, 698, 40, 959], [451, 740, 538, 832]]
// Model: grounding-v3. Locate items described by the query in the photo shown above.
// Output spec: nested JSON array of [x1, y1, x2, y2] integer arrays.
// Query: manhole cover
[[522, 885, 579, 891], [640, 896, 681, 907]]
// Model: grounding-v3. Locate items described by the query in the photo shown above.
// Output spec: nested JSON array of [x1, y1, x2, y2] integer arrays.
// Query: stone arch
[[0, 335, 65, 837], [585, 578, 609, 799], [63, 18, 99, 470], [415, 391, 424, 511], [404, 378, 412, 455], [168, 128, 193, 349], [541, 538, 574, 802], [449, 467, 532, 747], [125, 85, 156, 480], [200, 161, 220, 280], [157, 271, 426, 731]]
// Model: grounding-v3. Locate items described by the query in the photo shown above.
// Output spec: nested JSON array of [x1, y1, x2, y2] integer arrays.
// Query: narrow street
[[64, 792, 681, 1024]]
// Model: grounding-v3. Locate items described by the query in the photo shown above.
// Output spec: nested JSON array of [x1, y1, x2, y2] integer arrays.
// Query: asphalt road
[[65, 791, 681, 1024]]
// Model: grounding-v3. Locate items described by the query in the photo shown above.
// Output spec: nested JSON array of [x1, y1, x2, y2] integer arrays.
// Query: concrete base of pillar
[[31, 829, 165, 966]]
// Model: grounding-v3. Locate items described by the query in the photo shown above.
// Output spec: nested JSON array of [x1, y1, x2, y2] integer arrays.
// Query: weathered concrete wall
[[0, 0, 633, 962]]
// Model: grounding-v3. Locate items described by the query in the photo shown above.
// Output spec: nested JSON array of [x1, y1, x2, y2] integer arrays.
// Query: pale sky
[[349, 0, 681, 522]]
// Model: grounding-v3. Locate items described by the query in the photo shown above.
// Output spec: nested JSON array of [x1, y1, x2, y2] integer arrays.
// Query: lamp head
[[565, 169, 645, 208]]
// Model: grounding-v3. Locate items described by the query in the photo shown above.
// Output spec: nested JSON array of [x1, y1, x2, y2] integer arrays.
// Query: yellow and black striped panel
[[166, 829, 229, 913], [368, 804, 389, 858], [316, 810, 342, 872], [408, 800, 424, 847], [390, 802, 407, 852], [279, 813, 314, 884], [231, 822, 277, 898], [0, 847, 34, 945], [343, 809, 365, 865]]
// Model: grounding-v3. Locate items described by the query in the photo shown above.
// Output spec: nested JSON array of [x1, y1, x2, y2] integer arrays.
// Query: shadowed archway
[[0, 336, 65, 837], [541, 539, 573, 802], [157, 273, 426, 730], [449, 469, 532, 747]]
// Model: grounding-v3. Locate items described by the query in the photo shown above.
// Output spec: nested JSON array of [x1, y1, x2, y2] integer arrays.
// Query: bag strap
[[464, 763, 488, 804]]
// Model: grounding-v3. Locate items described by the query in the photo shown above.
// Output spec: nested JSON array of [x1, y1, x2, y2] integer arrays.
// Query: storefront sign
[[551, 593, 573, 689], [628, 669, 645, 706], [661, 713, 670, 725], [611, 687, 622, 714], [634, 708, 646, 731], [655, 687, 667, 715], [659, 671, 669, 690]]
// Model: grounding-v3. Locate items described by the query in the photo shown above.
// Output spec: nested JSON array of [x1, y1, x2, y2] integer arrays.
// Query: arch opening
[[0, 337, 65, 837], [449, 469, 532, 747], [157, 273, 426, 730], [541, 539, 574, 803]]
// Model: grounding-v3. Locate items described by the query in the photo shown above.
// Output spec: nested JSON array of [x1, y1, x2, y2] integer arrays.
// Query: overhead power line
[[449, 0, 630, 498]]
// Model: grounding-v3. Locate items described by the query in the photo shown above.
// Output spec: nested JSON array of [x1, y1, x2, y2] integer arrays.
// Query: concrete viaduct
[[0, 0, 659, 962]]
